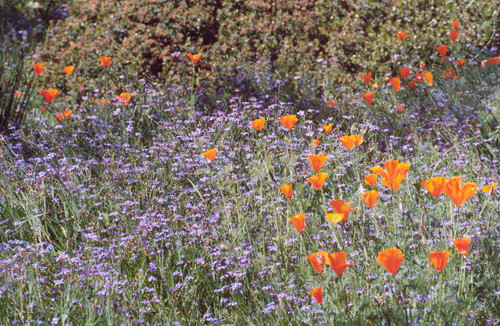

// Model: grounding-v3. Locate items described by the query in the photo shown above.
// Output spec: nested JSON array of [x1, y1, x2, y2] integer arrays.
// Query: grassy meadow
[[0, 0, 499, 325]]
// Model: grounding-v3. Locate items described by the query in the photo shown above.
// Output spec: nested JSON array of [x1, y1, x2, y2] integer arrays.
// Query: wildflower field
[[0, 1, 499, 325]]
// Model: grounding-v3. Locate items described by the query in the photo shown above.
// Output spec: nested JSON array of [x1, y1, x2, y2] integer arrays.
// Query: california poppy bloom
[[308, 153, 327, 172], [360, 72, 372, 84], [455, 59, 466, 67], [395, 105, 405, 111], [203, 149, 218, 162], [55, 109, 72, 121], [328, 99, 335, 108], [187, 53, 201, 64], [408, 81, 416, 90], [279, 115, 298, 130], [307, 173, 328, 190], [451, 20, 459, 31], [370, 159, 411, 192], [424, 72, 433, 86], [117, 92, 133, 106], [443, 67, 457, 79], [55, 112, 63, 121], [481, 182, 497, 194], [40, 89, 59, 103], [14, 91, 22, 98], [454, 238, 471, 257], [421, 177, 446, 197], [395, 30, 407, 40], [100, 56, 111, 67], [399, 67, 410, 80], [63, 66, 74, 75], [310, 287, 323, 304], [372, 83, 379, 89], [251, 118, 266, 131], [280, 184, 293, 199], [339, 135, 363, 150], [362, 92, 374, 105], [488, 57, 500, 66], [415, 74, 424, 83], [307, 252, 330, 274], [442, 176, 477, 207], [101, 99, 110, 106], [362, 190, 380, 208], [436, 45, 448, 58], [365, 174, 378, 187], [481, 60, 489, 69], [33, 63, 44, 75], [429, 251, 450, 272], [323, 124, 333, 134], [327, 252, 354, 276], [311, 140, 321, 146], [449, 30, 459, 42], [289, 213, 305, 233], [390, 77, 401, 92], [328, 199, 359, 223], [377, 248, 404, 275]]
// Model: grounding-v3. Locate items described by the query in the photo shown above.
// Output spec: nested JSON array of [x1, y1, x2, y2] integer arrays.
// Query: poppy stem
[[438, 272, 444, 325]]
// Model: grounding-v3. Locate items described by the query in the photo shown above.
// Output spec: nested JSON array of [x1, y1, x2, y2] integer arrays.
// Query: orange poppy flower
[[443, 67, 457, 79], [101, 99, 110, 106], [307, 252, 330, 274], [328, 199, 358, 223], [481, 182, 497, 194], [63, 109, 72, 119], [424, 72, 433, 86], [429, 250, 450, 272], [327, 99, 335, 108], [399, 67, 410, 80], [390, 77, 401, 92], [408, 81, 416, 90], [117, 92, 133, 106], [442, 176, 477, 207], [451, 20, 459, 31], [377, 248, 404, 275], [323, 124, 333, 134], [481, 60, 489, 69], [339, 135, 363, 150], [40, 89, 59, 103], [203, 149, 218, 161], [187, 53, 201, 64], [55, 113, 63, 121], [362, 92, 374, 105], [308, 153, 327, 172], [436, 45, 447, 58], [364, 174, 378, 187], [415, 74, 424, 83], [310, 287, 323, 304], [33, 63, 44, 75], [370, 159, 411, 192], [455, 59, 466, 67], [100, 56, 111, 67], [289, 213, 305, 233], [454, 238, 471, 257], [14, 91, 22, 98], [395, 30, 407, 40], [420, 177, 446, 197], [360, 72, 372, 84], [63, 66, 74, 75], [279, 115, 298, 130], [362, 190, 380, 208], [488, 57, 500, 66], [251, 118, 266, 131], [327, 252, 354, 276], [280, 184, 293, 199], [372, 83, 379, 89], [449, 30, 459, 42], [307, 173, 328, 190], [311, 140, 321, 146], [395, 105, 405, 111]]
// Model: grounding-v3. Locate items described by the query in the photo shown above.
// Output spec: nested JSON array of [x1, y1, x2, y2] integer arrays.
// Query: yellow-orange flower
[[306, 173, 328, 190], [425, 72, 433, 86], [100, 56, 111, 67], [55, 109, 72, 121], [442, 176, 477, 207], [360, 72, 372, 84], [364, 174, 378, 187], [420, 177, 446, 197], [339, 135, 362, 150], [289, 213, 305, 233], [454, 238, 471, 257], [101, 99, 110, 106], [40, 89, 59, 103], [429, 251, 450, 272], [307, 252, 330, 274], [280, 184, 293, 199], [63, 66, 74, 75], [455, 59, 466, 67], [395, 105, 405, 111], [323, 124, 333, 134], [327, 99, 335, 108], [327, 252, 354, 276], [310, 287, 323, 304], [370, 159, 411, 192], [362, 92, 374, 105], [311, 140, 321, 146], [308, 153, 327, 172], [14, 91, 22, 98], [395, 30, 407, 40], [33, 63, 44, 75], [328, 199, 358, 223], [203, 149, 218, 162], [443, 67, 457, 79], [279, 115, 298, 130], [362, 190, 380, 208], [390, 77, 400, 92], [187, 53, 201, 64], [251, 118, 266, 131], [117, 92, 133, 106], [481, 182, 497, 195], [377, 248, 404, 275]]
